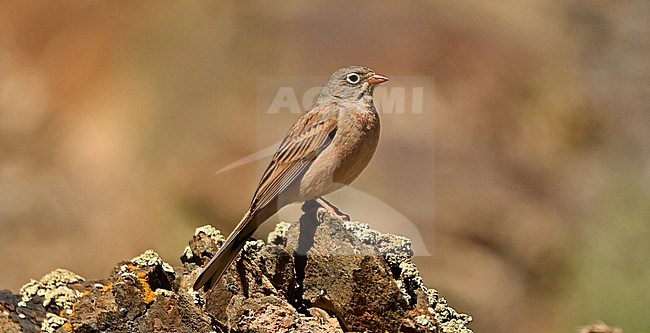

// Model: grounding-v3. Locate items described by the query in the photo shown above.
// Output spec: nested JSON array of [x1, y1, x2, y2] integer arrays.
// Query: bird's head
[[319, 66, 388, 102]]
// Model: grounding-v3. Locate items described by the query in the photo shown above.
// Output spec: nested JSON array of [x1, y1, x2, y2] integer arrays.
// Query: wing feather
[[250, 105, 338, 212]]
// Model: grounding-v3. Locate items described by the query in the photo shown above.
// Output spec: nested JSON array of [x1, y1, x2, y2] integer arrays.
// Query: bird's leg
[[314, 197, 351, 222]]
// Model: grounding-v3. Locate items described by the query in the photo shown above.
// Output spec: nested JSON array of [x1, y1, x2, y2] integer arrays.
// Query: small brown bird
[[193, 66, 388, 291]]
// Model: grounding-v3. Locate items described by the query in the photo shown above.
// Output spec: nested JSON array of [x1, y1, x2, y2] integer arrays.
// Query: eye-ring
[[345, 73, 361, 84]]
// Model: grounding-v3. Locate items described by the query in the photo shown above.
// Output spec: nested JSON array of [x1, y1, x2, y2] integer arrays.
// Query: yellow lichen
[[135, 273, 156, 304]]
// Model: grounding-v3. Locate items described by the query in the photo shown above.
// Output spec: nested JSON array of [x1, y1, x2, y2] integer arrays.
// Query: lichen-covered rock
[[0, 288, 48, 333], [19, 268, 84, 315], [0, 268, 88, 332], [189, 202, 473, 333], [181, 224, 226, 266], [66, 250, 213, 333], [284, 214, 409, 332], [200, 237, 297, 328], [268, 221, 292, 245], [1, 201, 474, 333]]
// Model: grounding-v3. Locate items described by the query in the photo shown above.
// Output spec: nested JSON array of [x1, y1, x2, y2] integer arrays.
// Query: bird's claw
[[315, 197, 351, 222]]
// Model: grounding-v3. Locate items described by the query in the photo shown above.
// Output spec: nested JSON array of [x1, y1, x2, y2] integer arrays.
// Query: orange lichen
[[63, 292, 83, 319], [135, 272, 156, 304], [62, 322, 72, 331], [102, 284, 112, 292]]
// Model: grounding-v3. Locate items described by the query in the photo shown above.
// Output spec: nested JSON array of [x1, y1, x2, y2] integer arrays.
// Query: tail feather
[[193, 201, 281, 291], [193, 212, 253, 291], [193, 236, 247, 292]]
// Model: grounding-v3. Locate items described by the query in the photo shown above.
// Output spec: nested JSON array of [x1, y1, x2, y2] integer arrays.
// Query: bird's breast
[[332, 109, 380, 185], [297, 107, 380, 200]]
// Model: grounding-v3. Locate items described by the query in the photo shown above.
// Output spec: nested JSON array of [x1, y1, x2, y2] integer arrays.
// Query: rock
[[1, 202, 474, 332], [285, 213, 409, 332]]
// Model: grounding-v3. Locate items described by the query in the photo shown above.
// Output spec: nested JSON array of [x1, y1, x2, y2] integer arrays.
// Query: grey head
[[317, 66, 388, 103]]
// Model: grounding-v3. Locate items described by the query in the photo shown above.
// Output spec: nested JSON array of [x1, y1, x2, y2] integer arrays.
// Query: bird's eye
[[345, 73, 361, 84]]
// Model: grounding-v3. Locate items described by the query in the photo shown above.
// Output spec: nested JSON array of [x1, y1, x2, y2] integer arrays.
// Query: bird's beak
[[366, 73, 389, 85]]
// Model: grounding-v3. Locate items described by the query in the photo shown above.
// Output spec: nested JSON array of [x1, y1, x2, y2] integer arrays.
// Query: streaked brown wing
[[249, 104, 339, 213]]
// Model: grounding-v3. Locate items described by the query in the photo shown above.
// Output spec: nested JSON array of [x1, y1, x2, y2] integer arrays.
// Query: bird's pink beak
[[366, 73, 389, 85]]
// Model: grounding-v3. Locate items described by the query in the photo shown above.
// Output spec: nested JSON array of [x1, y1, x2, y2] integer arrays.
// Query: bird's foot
[[315, 197, 351, 222]]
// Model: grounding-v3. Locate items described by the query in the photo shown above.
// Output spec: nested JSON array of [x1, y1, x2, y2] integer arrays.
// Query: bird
[[193, 66, 388, 291]]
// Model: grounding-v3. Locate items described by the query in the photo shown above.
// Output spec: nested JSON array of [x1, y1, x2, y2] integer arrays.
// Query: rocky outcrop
[[1, 203, 473, 332]]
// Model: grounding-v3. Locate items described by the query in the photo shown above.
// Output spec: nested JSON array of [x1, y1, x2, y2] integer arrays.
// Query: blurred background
[[1, 1, 648, 332]]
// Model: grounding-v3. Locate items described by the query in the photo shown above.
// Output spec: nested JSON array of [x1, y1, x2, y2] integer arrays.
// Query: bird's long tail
[[193, 203, 279, 291]]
